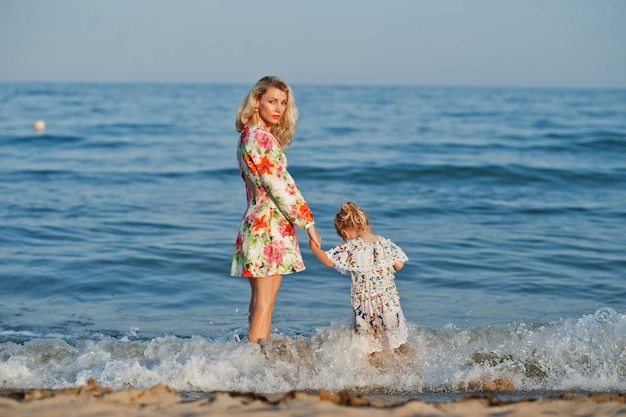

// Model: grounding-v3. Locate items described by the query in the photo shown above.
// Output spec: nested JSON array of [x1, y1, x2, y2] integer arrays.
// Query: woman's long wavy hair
[[235, 76, 299, 148]]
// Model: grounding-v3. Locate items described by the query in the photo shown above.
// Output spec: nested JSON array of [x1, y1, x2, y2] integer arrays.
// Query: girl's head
[[334, 202, 371, 240], [236, 76, 299, 148]]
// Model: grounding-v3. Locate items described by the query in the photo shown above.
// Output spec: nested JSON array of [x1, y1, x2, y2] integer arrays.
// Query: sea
[[0, 82, 625, 401]]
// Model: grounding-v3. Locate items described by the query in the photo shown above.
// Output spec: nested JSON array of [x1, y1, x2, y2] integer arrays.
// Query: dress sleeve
[[325, 243, 351, 275], [242, 128, 315, 230], [380, 237, 409, 265], [325, 238, 408, 274]]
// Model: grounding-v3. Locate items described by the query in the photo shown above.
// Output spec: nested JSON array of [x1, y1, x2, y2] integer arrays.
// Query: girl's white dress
[[325, 236, 409, 352]]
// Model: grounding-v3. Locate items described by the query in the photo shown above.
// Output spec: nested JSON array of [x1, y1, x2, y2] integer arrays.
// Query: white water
[[1, 308, 624, 395]]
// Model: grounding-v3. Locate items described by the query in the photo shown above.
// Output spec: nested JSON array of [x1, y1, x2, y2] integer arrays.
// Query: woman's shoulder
[[243, 125, 281, 152]]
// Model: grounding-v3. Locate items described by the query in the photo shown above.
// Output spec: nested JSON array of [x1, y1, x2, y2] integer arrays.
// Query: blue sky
[[1, 0, 625, 88]]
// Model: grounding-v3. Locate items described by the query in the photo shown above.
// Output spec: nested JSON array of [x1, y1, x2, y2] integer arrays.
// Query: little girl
[[309, 202, 410, 357]]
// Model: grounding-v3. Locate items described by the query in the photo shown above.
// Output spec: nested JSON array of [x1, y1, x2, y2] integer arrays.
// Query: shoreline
[[2, 380, 625, 417]]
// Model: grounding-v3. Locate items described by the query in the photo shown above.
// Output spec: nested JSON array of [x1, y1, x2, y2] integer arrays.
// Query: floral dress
[[231, 125, 315, 278], [326, 236, 409, 352]]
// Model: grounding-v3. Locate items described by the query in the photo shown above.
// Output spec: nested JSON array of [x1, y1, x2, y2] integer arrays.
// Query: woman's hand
[[308, 228, 334, 267], [307, 225, 322, 247]]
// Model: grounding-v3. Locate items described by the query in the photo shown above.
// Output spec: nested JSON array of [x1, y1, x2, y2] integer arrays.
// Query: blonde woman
[[232, 76, 321, 343]]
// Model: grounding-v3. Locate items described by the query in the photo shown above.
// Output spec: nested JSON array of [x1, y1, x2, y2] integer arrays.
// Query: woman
[[231, 76, 321, 343]]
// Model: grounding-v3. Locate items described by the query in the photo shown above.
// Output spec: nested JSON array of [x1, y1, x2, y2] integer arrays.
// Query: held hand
[[308, 228, 335, 268], [308, 225, 322, 247]]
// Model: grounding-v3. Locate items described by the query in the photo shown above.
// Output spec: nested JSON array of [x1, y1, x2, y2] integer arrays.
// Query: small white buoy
[[34, 120, 46, 132]]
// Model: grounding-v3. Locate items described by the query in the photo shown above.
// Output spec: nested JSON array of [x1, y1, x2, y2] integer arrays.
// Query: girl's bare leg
[[247, 275, 283, 343]]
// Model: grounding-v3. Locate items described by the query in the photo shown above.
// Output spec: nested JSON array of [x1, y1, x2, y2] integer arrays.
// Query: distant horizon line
[[1, 79, 625, 91]]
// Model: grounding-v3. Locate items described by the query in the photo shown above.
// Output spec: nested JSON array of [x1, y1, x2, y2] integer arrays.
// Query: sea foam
[[1, 308, 624, 394]]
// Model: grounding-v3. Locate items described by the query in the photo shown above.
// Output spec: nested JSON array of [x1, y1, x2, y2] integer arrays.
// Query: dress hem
[[230, 268, 306, 278]]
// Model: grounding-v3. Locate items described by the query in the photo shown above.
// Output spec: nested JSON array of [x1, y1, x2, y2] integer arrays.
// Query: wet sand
[[1, 379, 625, 417]]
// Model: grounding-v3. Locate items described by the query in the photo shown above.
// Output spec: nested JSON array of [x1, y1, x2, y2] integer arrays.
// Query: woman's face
[[256, 87, 287, 128]]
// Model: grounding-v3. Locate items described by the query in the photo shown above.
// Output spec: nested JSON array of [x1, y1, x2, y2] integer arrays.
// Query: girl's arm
[[393, 261, 405, 271], [309, 240, 335, 268]]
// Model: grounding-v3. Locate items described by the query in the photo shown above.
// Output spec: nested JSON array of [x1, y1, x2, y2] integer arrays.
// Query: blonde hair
[[334, 202, 370, 237], [235, 76, 299, 148]]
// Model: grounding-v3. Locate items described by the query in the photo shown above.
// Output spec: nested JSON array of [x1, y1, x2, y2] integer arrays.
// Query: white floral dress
[[231, 125, 315, 278], [326, 236, 409, 352]]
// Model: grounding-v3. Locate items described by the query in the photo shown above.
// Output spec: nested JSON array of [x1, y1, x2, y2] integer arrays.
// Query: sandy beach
[[1, 379, 624, 417]]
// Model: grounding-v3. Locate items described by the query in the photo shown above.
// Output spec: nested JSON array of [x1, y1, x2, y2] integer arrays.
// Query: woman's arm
[[307, 225, 322, 247], [309, 240, 335, 268], [244, 129, 315, 230]]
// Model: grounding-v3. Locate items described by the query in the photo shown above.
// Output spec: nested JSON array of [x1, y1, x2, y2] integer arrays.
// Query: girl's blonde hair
[[334, 202, 370, 237], [235, 76, 298, 148]]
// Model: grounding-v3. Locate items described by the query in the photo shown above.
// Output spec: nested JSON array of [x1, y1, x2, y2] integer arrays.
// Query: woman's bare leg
[[248, 279, 257, 325], [247, 275, 283, 343]]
